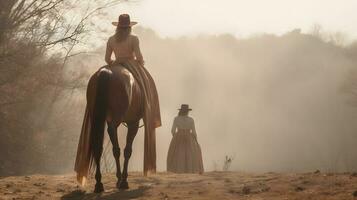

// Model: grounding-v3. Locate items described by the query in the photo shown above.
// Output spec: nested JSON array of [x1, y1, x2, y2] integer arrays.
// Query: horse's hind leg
[[107, 122, 122, 189], [94, 146, 104, 193], [119, 121, 139, 189]]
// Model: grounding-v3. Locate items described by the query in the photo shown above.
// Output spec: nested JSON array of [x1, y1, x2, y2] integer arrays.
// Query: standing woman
[[167, 104, 204, 174]]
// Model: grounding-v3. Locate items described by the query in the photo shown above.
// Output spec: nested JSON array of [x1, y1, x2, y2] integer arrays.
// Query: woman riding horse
[[74, 14, 161, 193]]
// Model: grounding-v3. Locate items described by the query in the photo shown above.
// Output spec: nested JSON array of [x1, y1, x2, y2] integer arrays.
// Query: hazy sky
[[104, 0, 357, 39]]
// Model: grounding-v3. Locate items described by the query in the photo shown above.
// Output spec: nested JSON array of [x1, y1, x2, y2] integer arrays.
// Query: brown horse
[[83, 65, 144, 193]]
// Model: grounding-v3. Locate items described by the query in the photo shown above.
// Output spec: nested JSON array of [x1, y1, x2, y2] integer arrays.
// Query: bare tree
[[0, 0, 122, 86], [0, 0, 123, 175]]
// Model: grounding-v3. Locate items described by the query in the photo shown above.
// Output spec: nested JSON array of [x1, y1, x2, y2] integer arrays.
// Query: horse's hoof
[[119, 181, 129, 190], [94, 182, 104, 193]]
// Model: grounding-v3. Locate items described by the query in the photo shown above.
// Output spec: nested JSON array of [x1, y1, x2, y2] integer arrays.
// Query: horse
[[77, 65, 147, 193]]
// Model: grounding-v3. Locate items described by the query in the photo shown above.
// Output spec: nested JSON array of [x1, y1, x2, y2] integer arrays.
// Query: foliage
[[0, 0, 121, 176]]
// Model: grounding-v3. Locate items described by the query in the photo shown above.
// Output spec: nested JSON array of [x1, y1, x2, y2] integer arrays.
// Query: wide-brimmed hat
[[178, 104, 192, 111], [112, 14, 138, 27]]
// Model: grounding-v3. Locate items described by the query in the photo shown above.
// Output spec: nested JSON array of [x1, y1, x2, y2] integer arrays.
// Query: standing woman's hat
[[178, 104, 192, 111], [112, 14, 138, 27]]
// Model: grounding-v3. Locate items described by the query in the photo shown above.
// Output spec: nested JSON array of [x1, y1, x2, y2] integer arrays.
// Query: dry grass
[[1, 171, 357, 200]]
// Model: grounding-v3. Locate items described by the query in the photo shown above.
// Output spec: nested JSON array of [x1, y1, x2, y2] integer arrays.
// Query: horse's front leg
[[119, 121, 139, 189], [107, 122, 122, 189]]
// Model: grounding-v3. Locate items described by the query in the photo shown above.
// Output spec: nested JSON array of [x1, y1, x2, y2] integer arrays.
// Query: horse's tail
[[90, 68, 111, 169]]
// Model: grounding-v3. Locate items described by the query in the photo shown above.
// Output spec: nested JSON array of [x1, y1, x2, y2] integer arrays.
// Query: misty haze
[[5, 27, 357, 174]]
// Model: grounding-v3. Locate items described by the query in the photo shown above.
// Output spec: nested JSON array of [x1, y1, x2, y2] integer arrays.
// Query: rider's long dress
[[167, 116, 204, 174], [106, 34, 161, 172], [106, 34, 161, 127]]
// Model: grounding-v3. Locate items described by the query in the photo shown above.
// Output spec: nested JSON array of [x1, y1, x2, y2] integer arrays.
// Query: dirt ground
[[1, 171, 357, 200]]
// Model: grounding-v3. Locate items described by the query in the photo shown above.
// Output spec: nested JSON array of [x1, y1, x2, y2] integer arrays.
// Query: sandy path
[[1, 172, 357, 199]]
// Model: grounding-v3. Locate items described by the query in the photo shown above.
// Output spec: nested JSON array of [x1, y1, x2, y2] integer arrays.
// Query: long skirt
[[114, 60, 162, 128], [167, 130, 204, 174]]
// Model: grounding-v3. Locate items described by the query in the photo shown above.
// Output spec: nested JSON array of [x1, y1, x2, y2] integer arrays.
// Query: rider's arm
[[133, 36, 144, 66], [105, 39, 113, 65]]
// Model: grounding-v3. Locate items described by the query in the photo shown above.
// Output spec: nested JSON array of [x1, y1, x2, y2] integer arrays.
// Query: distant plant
[[223, 155, 234, 171]]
